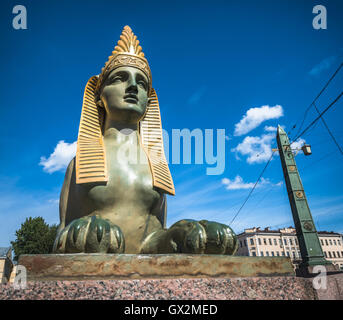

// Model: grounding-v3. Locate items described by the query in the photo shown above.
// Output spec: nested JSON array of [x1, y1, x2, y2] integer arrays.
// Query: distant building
[[0, 247, 14, 283], [237, 227, 343, 270]]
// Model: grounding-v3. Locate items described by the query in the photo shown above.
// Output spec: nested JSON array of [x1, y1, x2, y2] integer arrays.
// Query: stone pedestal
[[2, 254, 338, 300], [17, 254, 294, 280]]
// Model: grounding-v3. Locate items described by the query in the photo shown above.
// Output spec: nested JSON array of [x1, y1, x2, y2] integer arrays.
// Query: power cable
[[229, 150, 276, 226], [313, 101, 343, 156], [290, 62, 343, 139], [291, 91, 343, 145]]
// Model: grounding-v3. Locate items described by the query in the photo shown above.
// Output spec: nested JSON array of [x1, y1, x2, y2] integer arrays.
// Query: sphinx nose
[[126, 79, 138, 94]]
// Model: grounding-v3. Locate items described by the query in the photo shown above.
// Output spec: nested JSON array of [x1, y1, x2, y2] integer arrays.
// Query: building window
[[244, 240, 247, 247], [332, 252, 336, 258], [252, 252, 256, 256], [289, 239, 293, 246], [325, 240, 328, 246], [328, 252, 332, 258], [269, 239, 272, 246], [338, 240, 341, 246], [260, 251, 264, 256], [286, 252, 290, 257], [329, 240, 332, 246], [274, 239, 277, 245], [282, 252, 285, 256], [337, 251, 340, 258], [295, 238, 298, 246], [258, 238, 261, 245], [250, 238, 254, 245], [333, 240, 336, 246], [321, 239, 324, 246], [284, 239, 287, 245], [324, 252, 327, 258], [292, 252, 296, 258], [271, 252, 275, 256], [279, 239, 282, 246], [266, 251, 269, 256], [263, 238, 266, 245]]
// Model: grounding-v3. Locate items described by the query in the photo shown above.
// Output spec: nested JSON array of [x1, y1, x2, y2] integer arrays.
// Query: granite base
[[0, 277, 317, 300]]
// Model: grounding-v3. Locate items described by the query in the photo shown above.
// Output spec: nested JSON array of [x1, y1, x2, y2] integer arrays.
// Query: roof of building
[[0, 247, 11, 259], [318, 231, 342, 236], [238, 227, 342, 237]]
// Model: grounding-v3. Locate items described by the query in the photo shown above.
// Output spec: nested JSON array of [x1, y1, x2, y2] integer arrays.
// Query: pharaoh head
[[76, 26, 175, 195]]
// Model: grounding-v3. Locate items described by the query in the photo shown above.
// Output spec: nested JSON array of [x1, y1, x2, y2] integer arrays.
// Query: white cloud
[[187, 86, 207, 105], [39, 140, 77, 173], [234, 105, 283, 136], [290, 138, 306, 151], [309, 56, 336, 76], [264, 125, 277, 132], [231, 133, 275, 164], [222, 176, 254, 190], [221, 175, 282, 190]]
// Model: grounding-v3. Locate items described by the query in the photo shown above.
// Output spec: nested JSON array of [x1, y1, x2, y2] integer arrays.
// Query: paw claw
[[53, 216, 125, 254]]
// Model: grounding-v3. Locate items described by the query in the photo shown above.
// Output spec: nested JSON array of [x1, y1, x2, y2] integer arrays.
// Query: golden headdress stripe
[[76, 76, 108, 184], [76, 26, 175, 195], [140, 89, 175, 195]]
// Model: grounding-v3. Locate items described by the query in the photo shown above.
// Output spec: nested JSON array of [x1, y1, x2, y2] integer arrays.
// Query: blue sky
[[0, 0, 343, 246]]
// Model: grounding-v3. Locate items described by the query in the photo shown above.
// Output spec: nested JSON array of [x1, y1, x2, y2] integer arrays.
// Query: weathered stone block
[[18, 254, 294, 281]]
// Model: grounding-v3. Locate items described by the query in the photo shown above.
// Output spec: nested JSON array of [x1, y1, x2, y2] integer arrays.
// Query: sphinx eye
[[109, 72, 128, 84], [111, 75, 122, 82], [138, 80, 147, 90]]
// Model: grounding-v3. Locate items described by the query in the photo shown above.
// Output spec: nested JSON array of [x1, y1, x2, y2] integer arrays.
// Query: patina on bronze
[[53, 26, 238, 255]]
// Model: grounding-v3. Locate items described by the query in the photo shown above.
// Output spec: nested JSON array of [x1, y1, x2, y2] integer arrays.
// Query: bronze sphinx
[[53, 26, 238, 255]]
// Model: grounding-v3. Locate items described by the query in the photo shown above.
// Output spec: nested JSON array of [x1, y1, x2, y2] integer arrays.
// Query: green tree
[[11, 217, 58, 261]]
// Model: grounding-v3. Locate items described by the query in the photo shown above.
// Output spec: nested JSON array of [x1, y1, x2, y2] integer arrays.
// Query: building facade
[[237, 227, 343, 270], [0, 247, 13, 283]]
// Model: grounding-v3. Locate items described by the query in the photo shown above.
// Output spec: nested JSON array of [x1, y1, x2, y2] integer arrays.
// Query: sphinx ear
[[96, 99, 104, 109]]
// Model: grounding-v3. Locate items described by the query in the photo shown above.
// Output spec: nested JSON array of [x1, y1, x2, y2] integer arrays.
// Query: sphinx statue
[[53, 26, 238, 255]]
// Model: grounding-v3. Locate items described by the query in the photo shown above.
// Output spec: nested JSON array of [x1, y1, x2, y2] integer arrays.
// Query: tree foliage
[[11, 217, 58, 261]]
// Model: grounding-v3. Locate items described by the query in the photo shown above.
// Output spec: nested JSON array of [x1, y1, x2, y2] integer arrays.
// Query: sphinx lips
[[124, 94, 138, 103]]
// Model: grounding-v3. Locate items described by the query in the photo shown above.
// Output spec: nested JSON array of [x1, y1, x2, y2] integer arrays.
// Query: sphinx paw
[[168, 219, 207, 254], [53, 216, 125, 253], [198, 220, 238, 255]]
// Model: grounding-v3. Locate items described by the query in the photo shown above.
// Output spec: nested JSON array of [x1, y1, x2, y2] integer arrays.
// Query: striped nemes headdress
[[76, 26, 175, 195]]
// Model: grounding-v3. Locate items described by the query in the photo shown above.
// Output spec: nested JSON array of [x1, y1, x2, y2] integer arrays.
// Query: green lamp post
[[276, 125, 331, 269]]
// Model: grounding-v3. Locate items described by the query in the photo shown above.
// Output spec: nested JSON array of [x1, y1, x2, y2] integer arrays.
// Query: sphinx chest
[[85, 139, 161, 213]]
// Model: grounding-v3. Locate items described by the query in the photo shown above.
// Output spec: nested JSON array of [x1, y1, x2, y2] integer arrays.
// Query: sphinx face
[[100, 66, 149, 125]]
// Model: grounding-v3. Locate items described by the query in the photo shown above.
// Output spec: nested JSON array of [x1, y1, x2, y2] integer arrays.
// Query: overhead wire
[[289, 62, 343, 139], [313, 101, 343, 156], [229, 150, 276, 226], [290, 90, 343, 145]]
